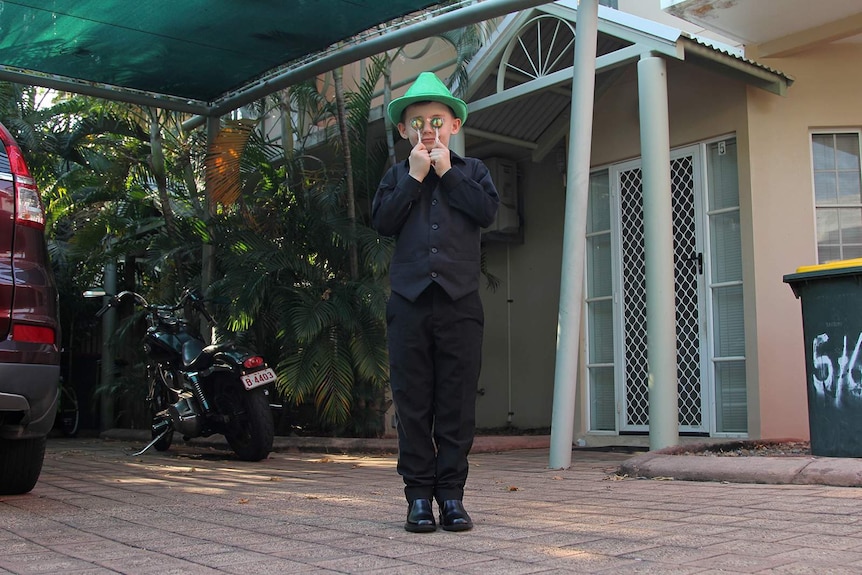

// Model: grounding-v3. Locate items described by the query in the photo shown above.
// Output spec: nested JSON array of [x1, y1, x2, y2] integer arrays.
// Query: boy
[[372, 72, 499, 533]]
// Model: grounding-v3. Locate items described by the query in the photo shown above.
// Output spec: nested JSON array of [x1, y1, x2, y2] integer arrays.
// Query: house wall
[[474, 56, 771, 440], [591, 61, 757, 442], [617, 0, 740, 48], [478, 154, 567, 430], [370, 7, 852, 443], [746, 42, 862, 441]]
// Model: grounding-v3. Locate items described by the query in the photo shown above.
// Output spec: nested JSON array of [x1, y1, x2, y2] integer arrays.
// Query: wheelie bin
[[784, 258, 862, 457]]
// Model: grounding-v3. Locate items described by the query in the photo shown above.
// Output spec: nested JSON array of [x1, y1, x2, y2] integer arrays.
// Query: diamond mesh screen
[[671, 156, 702, 427], [619, 168, 649, 427], [619, 156, 703, 430]]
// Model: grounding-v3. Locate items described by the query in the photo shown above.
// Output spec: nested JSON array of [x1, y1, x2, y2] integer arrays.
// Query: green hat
[[387, 72, 468, 126]]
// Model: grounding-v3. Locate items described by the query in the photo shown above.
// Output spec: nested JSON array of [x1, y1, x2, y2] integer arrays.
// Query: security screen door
[[615, 146, 707, 433], [587, 137, 746, 436]]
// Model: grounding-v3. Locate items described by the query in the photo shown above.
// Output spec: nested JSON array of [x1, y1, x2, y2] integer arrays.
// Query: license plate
[[241, 367, 277, 390]]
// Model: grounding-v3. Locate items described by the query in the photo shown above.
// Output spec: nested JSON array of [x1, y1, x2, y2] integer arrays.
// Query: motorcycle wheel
[[150, 382, 175, 452], [220, 382, 274, 462]]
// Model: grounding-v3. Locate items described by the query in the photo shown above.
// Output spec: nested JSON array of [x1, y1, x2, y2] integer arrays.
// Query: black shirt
[[372, 153, 499, 302]]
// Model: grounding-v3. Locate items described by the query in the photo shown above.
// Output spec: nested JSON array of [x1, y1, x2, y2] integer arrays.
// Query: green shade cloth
[[0, 1, 439, 108]]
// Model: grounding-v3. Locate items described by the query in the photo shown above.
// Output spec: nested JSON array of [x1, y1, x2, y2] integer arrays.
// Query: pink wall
[[747, 42, 862, 440]]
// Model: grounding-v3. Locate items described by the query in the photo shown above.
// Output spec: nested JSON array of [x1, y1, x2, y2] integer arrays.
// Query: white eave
[[391, 1, 796, 160], [467, 1, 793, 103], [677, 35, 794, 96]]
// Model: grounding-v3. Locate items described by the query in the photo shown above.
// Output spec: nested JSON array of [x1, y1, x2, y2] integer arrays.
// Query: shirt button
[[431, 272, 438, 278], [432, 199, 438, 206], [431, 247, 438, 254], [432, 223, 439, 230]]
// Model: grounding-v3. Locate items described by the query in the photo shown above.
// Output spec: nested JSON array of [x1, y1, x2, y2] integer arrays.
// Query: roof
[[455, 2, 794, 160], [0, 0, 550, 116], [663, 0, 862, 57]]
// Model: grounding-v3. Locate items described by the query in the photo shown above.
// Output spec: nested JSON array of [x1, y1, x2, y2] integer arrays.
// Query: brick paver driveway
[[2, 437, 862, 574]]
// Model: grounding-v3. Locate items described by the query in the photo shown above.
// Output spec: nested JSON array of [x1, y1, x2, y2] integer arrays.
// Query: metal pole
[[99, 260, 117, 431], [549, 0, 599, 470], [181, 0, 554, 130], [638, 55, 679, 451], [200, 116, 219, 343]]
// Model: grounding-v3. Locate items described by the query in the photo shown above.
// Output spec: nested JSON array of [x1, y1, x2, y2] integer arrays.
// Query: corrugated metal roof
[[681, 35, 795, 86], [460, 2, 794, 156]]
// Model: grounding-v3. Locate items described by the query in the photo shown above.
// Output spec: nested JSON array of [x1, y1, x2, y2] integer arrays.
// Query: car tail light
[[243, 356, 264, 369], [6, 139, 46, 230], [12, 324, 55, 344]]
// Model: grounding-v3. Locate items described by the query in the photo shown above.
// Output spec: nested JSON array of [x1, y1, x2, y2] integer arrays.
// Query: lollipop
[[410, 117, 423, 139], [409, 117, 444, 144], [430, 117, 443, 144]]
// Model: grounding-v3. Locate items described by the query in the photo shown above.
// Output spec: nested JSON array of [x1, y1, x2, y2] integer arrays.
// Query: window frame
[[811, 130, 862, 263]]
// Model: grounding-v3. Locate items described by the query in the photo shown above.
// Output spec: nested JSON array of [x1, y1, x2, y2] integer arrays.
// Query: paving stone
[[0, 437, 860, 575]]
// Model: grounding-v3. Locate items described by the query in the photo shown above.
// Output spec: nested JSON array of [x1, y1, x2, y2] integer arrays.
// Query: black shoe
[[405, 499, 436, 533], [439, 499, 473, 532]]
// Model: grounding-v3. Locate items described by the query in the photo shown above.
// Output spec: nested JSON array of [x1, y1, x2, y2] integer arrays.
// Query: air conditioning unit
[[483, 157, 520, 238]]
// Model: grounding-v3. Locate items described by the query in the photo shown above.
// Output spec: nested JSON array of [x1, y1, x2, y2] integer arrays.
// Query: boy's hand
[[429, 140, 451, 176], [408, 142, 432, 181]]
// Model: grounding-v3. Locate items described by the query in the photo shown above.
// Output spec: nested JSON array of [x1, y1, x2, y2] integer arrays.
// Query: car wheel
[[0, 436, 47, 495]]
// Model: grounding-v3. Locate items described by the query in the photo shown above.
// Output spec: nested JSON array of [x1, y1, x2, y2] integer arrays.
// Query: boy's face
[[397, 101, 462, 148]]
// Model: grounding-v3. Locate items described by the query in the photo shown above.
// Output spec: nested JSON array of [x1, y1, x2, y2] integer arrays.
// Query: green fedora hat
[[387, 72, 468, 126]]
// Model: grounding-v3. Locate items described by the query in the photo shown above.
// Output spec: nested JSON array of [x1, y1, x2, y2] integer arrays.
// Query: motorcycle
[[85, 288, 276, 461]]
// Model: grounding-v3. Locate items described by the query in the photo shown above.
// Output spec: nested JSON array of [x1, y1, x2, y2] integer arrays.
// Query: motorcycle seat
[[182, 341, 239, 371], [182, 340, 213, 371]]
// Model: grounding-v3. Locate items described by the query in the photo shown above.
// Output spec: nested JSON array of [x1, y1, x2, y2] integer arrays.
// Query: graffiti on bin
[[812, 333, 862, 405]]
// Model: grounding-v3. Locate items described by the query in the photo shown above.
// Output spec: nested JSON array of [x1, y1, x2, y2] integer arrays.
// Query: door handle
[[684, 252, 703, 274]]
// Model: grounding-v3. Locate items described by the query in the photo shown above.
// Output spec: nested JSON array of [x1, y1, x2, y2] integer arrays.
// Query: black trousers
[[386, 283, 484, 503]]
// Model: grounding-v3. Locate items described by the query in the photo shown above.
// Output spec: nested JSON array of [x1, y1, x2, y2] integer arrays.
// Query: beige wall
[[747, 42, 862, 440], [592, 61, 755, 440], [478, 154, 566, 429], [475, 28, 862, 443], [582, 43, 862, 442], [475, 57, 761, 437]]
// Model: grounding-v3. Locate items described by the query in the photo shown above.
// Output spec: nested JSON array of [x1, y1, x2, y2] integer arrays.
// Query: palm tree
[[207, 60, 393, 435], [13, 90, 220, 426], [333, 66, 359, 279], [164, 26, 498, 433], [3, 18, 501, 435]]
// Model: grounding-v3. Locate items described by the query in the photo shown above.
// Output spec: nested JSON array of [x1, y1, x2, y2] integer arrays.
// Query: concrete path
[[620, 449, 862, 488], [2, 436, 862, 573], [108, 428, 862, 488]]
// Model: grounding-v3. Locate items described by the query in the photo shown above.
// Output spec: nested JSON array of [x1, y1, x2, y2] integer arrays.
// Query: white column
[[638, 55, 679, 451], [549, 0, 599, 470], [449, 130, 465, 157]]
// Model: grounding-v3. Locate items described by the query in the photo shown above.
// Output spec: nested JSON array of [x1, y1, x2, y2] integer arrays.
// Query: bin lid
[[794, 257, 862, 274], [783, 257, 862, 297]]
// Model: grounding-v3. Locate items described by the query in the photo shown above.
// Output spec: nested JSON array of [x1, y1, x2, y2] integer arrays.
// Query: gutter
[[679, 36, 794, 96]]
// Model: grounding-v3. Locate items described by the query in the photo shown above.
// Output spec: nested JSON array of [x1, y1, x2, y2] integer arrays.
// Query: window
[[812, 132, 862, 263], [585, 139, 745, 436], [707, 139, 746, 434], [586, 169, 615, 431]]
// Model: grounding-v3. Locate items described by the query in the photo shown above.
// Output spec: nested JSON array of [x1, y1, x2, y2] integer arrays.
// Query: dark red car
[[0, 121, 60, 494]]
